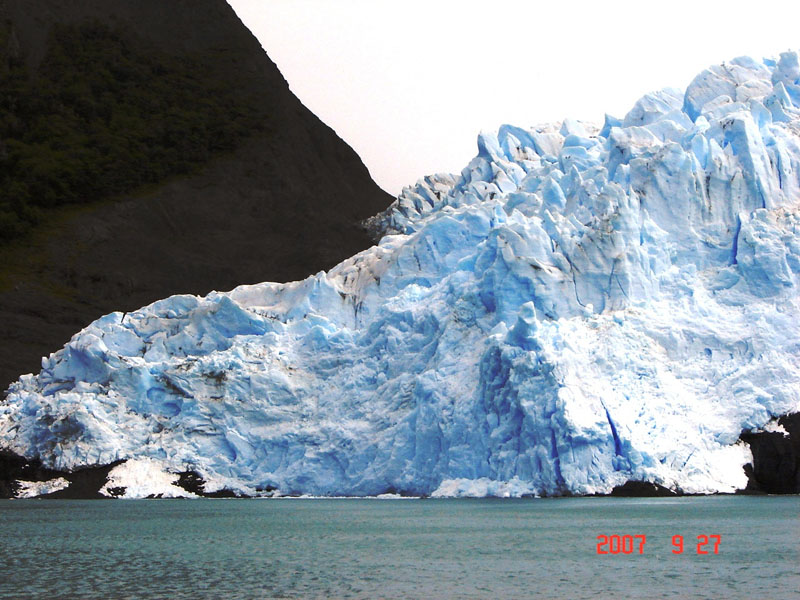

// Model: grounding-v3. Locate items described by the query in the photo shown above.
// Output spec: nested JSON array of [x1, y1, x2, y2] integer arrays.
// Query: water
[[0, 496, 797, 599]]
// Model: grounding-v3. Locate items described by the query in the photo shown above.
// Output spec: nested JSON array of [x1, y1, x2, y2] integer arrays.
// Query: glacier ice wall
[[4, 53, 800, 497]]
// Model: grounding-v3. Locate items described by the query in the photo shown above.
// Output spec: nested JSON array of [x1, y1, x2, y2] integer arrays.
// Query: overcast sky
[[227, 0, 800, 196]]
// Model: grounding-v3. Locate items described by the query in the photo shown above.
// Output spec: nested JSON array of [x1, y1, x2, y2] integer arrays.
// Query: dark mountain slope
[[0, 0, 392, 393]]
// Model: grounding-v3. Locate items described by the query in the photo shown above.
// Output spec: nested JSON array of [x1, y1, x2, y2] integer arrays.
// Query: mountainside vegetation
[[0, 19, 268, 241]]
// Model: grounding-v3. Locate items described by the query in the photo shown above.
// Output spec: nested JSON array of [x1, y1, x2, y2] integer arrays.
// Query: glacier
[[3, 53, 800, 497]]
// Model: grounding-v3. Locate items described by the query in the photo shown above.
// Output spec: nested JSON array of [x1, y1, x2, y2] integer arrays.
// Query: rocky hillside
[[0, 0, 392, 393]]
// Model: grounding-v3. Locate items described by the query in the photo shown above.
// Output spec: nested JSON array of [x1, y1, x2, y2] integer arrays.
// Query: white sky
[[227, 0, 800, 196]]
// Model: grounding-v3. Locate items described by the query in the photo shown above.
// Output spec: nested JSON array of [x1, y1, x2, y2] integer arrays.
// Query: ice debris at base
[[100, 458, 197, 499], [13, 477, 70, 499], [431, 477, 539, 498], [761, 421, 790, 437], [4, 53, 800, 499]]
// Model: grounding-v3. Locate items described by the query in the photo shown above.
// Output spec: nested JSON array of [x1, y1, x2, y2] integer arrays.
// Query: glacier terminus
[[3, 53, 800, 498]]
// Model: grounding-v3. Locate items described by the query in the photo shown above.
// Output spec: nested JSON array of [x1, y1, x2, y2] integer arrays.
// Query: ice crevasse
[[3, 53, 800, 497]]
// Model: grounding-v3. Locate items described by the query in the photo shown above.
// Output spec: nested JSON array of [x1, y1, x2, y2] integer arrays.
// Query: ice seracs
[[3, 52, 800, 498]]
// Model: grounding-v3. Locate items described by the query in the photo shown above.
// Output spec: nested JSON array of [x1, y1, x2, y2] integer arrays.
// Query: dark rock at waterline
[[0, 450, 120, 499], [740, 413, 800, 494], [175, 471, 206, 496], [43, 462, 122, 499], [0, 450, 59, 499], [610, 481, 679, 497], [0, 454, 246, 499], [175, 470, 241, 498]]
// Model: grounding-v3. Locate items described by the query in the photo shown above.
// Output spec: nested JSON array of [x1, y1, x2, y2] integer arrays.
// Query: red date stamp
[[596, 534, 721, 555]]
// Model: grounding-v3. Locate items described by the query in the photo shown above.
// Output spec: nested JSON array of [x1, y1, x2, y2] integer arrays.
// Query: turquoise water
[[0, 496, 798, 599]]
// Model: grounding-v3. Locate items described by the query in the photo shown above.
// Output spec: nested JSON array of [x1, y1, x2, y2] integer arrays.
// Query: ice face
[[3, 53, 800, 497]]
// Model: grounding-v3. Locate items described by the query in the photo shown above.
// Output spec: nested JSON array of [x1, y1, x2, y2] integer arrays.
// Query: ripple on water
[[0, 496, 797, 599]]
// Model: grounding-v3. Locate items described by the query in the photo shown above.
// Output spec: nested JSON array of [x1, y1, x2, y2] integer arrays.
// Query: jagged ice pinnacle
[[3, 52, 800, 497]]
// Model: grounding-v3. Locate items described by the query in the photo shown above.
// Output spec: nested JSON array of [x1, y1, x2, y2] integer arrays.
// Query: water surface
[[1, 496, 797, 599]]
